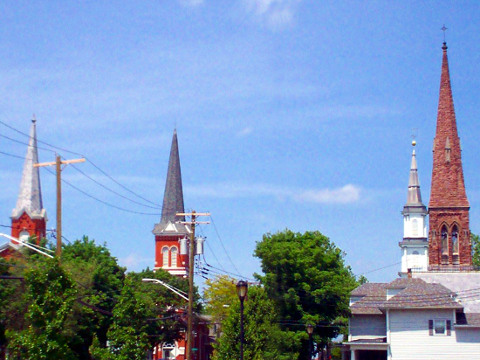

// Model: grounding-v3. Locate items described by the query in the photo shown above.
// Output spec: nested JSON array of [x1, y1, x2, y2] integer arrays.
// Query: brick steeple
[[152, 130, 190, 276], [10, 117, 47, 243], [428, 43, 472, 270]]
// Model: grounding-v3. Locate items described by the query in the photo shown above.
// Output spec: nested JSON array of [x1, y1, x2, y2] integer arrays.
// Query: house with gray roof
[[343, 41, 480, 360]]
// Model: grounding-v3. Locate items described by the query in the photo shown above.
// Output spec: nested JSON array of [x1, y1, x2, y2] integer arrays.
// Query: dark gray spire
[[153, 130, 186, 235], [11, 117, 46, 220], [161, 129, 185, 223]]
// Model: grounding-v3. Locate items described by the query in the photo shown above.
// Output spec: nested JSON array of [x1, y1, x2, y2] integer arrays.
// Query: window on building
[[412, 219, 418, 236], [171, 247, 178, 268], [434, 319, 446, 335], [19, 230, 30, 243], [452, 225, 459, 255], [162, 246, 169, 267], [441, 226, 448, 255]]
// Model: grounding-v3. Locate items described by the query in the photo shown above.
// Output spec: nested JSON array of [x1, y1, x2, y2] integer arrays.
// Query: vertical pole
[[55, 155, 62, 257], [186, 211, 196, 360], [240, 298, 244, 360], [309, 334, 313, 360]]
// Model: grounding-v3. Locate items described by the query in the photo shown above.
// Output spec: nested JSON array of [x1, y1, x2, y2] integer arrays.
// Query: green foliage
[[61, 236, 125, 356], [203, 275, 237, 329], [213, 285, 297, 360], [0, 235, 203, 359], [471, 233, 480, 268], [91, 277, 150, 360], [254, 230, 358, 359], [91, 269, 193, 359], [7, 258, 78, 359]]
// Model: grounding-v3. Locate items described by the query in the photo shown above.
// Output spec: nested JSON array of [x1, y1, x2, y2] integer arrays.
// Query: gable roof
[[350, 277, 462, 315]]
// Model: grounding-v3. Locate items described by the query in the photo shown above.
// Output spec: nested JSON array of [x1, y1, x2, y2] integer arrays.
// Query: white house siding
[[388, 309, 480, 359], [350, 315, 386, 340]]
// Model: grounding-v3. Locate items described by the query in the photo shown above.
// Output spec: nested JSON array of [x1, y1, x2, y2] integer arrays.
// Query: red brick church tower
[[428, 42, 472, 270], [152, 130, 190, 276], [10, 118, 47, 243]]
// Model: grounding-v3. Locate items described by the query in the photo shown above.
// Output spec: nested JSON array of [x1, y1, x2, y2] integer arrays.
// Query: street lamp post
[[236, 280, 248, 360], [306, 324, 314, 360]]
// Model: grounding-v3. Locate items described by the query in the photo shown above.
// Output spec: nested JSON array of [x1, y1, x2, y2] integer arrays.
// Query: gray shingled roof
[[382, 280, 461, 309], [11, 119, 46, 220], [350, 278, 463, 315], [153, 130, 188, 235], [351, 283, 388, 315]]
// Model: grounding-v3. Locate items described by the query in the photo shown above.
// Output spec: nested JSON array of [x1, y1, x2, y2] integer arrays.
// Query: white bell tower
[[399, 140, 428, 273]]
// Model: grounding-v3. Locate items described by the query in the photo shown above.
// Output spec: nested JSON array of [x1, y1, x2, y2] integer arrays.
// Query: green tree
[[203, 275, 237, 331], [254, 230, 357, 359], [61, 236, 126, 358], [471, 233, 480, 268], [213, 285, 296, 360], [91, 269, 193, 359], [90, 277, 150, 360], [7, 258, 78, 359]]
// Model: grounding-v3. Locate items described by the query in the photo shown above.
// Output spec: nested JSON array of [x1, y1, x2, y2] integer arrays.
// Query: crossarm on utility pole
[[34, 156, 85, 257]]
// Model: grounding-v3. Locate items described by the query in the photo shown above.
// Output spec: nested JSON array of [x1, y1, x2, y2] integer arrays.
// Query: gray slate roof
[[11, 119, 46, 220], [350, 277, 462, 315], [153, 130, 188, 235]]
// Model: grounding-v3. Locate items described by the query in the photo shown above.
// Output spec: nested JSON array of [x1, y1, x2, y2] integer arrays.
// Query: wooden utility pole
[[176, 211, 210, 360], [35, 155, 85, 257]]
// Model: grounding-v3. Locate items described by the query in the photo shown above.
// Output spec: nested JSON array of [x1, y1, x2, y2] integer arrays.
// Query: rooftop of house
[[350, 277, 462, 315]]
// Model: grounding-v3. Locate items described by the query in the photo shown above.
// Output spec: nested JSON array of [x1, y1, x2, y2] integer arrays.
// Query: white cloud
[[186, 182, 361, 204], [119, 253, 151, 270], [244, 0, 300, 29], [177, 0, 204, 7], [293, 184, 361, 204], [236, 127, 253, 137]]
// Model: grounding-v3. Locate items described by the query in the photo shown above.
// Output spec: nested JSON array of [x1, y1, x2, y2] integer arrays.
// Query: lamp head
[[236, 280, 248, 300]]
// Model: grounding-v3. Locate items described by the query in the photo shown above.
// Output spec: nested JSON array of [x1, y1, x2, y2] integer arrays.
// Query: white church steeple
[[399, 140, 428, 273]]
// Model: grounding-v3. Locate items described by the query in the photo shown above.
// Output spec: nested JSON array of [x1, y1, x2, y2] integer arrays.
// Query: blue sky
[[1, 1, 480, 285]]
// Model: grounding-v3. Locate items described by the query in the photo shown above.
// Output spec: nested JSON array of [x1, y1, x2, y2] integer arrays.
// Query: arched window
[[162, 246, 169, 268], [452, 225, 459, 255], [171, 247, 178, 268], [412, 219, 418, 237], [19, 230, 30, 243], [441, 226, 448, 256]]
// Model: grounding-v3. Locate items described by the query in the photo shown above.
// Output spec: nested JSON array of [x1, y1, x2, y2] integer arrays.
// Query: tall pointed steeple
[[429, 42, 469, 208], [160, 129, 185, 226], [10, 116, 47, 243], [428, 42, 472, 270], [399, 141, 428, 274], [152, 129, 189, 276], [406, 141, 424, 207]]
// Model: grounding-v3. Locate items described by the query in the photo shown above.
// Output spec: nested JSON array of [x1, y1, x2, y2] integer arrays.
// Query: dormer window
[[445, 137, 451, 162]]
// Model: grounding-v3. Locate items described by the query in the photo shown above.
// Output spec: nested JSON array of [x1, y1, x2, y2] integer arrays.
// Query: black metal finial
[[441, 24, 448, 43]]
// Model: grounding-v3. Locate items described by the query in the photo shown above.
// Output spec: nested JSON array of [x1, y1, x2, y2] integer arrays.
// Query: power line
[[70, 164, 161, 210], [43, 167, 161, 216], [209, 215, 242, 277]]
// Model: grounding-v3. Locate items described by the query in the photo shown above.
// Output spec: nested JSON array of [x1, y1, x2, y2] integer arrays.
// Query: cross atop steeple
[[441, 24, 448, 43]]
